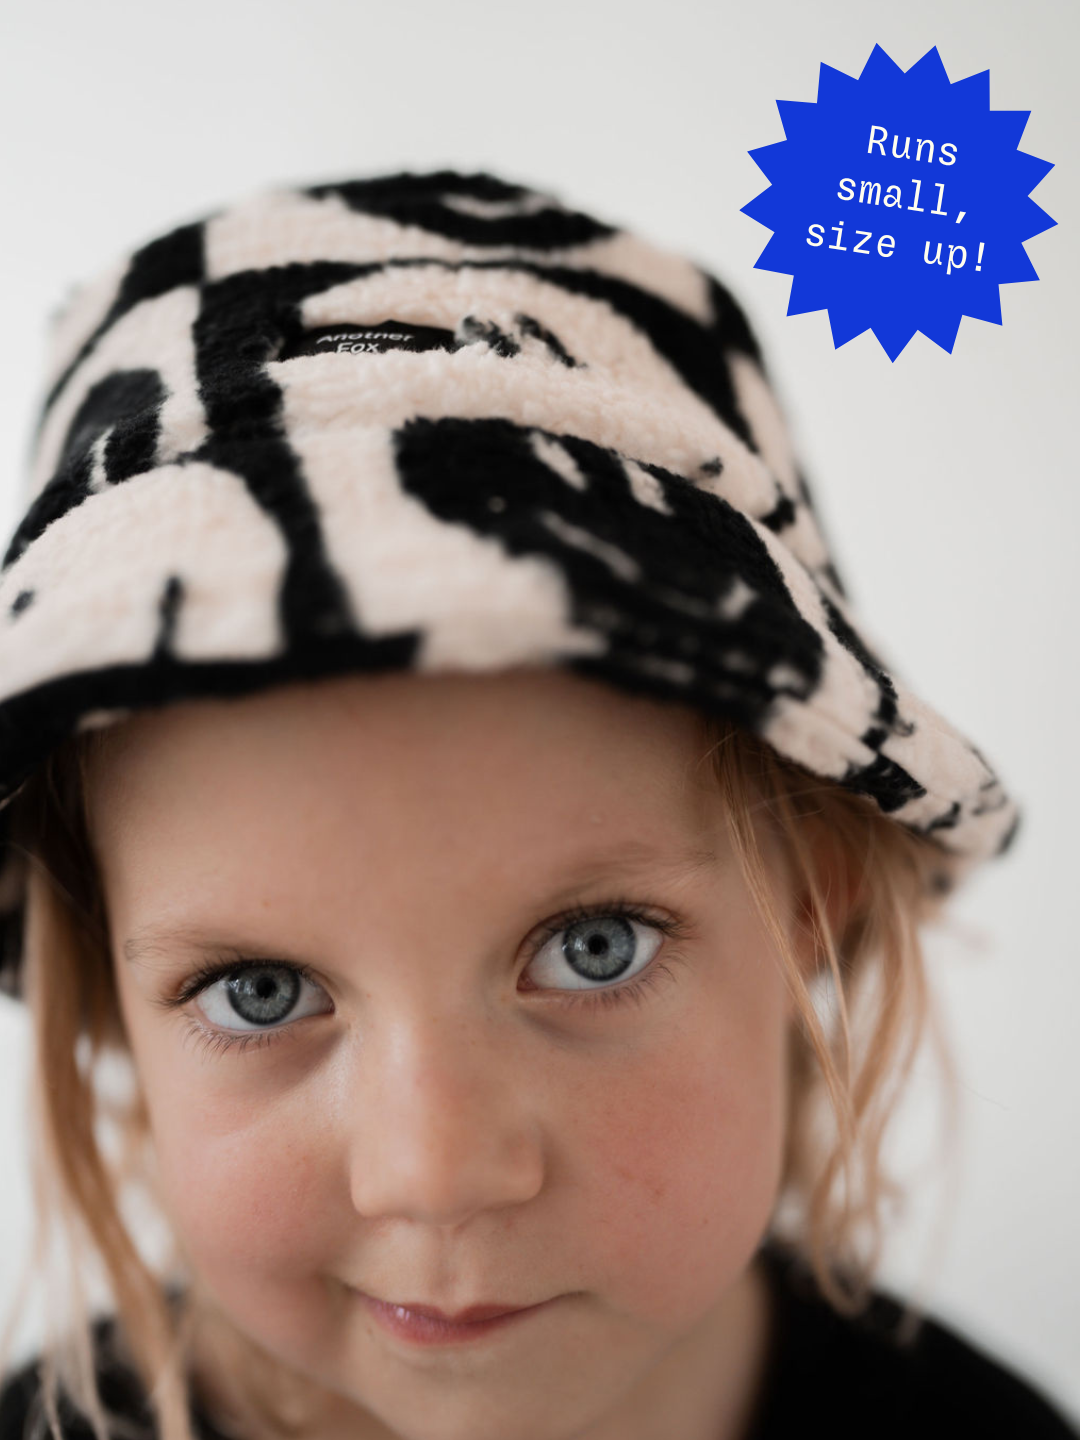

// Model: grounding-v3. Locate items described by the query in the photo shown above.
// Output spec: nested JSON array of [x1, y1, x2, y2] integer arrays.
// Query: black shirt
[[745, 1240, 1079, 1438], [1, 1240, 1077, 1438]]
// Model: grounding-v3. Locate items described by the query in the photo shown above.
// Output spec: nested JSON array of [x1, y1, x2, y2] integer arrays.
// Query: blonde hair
[[0, 704, 967, 1440]]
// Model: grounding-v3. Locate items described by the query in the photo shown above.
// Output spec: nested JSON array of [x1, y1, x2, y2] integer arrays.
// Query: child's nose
[[343, 1017, 545, 1226]]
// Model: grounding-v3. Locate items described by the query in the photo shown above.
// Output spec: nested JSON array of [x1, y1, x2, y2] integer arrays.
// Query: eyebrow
[[548, 837, 720, 896], [122, 837, 721, 967]]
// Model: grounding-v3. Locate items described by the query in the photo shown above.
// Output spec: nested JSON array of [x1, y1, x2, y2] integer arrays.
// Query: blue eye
[[165, 954, 330, 1056], [222, 966, 298, 1024], [518, 897, 692, 1012], [527, 908, 666, 991]]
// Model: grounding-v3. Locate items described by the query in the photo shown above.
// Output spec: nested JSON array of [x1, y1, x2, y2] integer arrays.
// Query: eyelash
[[163, 898, 691, 1058]]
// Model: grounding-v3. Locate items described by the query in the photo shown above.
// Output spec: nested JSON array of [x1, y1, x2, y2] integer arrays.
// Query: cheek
[[577, 996, 788, 1324], [142, 1067, 355, 1365], [132, 1039, 336, 1287]]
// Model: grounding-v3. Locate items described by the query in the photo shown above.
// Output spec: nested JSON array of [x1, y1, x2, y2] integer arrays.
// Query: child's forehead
[[85, 669, 714, 774], [81, 670, 729, 856]]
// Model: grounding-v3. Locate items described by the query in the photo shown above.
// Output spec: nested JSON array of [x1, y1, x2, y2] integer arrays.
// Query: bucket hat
[[0, 167, 1020, 999]]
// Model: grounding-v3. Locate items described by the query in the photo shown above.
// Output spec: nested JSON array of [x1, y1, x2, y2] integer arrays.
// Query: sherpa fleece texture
[[0, 168, 1018, 997]]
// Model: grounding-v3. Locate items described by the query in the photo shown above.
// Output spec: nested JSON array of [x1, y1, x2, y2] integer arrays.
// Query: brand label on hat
[[278, 319, 460, 360]]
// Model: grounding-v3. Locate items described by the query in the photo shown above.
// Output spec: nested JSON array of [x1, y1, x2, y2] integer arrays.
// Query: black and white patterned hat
[[0, 168, 1019, 998]]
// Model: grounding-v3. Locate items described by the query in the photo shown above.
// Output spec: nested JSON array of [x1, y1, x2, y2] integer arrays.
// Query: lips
[[359, 1291, 535, 1323], [354, 1289, 557, 1345], [389, 1300, 528, 1324]]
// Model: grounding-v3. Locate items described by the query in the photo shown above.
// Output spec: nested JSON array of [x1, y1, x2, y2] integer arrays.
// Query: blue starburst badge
[[741, 44, 1056, 360]]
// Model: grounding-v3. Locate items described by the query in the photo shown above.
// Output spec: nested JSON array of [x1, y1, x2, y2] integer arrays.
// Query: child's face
[[85, 668, 799, 1440]]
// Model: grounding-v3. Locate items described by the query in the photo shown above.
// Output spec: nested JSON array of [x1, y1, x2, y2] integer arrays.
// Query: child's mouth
[[354, 1290, 560, 1345]]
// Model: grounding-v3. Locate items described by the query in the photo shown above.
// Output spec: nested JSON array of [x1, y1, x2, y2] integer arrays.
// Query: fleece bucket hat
[[0, 167, 1019, 999]]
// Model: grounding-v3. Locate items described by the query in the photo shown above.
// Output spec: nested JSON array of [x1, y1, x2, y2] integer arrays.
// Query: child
[[0, 168, 1073, 1440]]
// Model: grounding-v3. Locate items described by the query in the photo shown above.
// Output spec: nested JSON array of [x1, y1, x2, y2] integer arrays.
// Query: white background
[[1, 0, 1076, 1423]]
